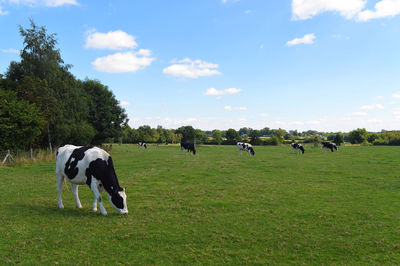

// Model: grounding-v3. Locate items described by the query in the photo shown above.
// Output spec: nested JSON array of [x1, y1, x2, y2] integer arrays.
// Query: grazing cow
[[138, 142, 147, 149], [237, 142, 255, 156], [321, 142, 338, 152], [291, 143, 305, 154], [181, 142, 196, 155], [56, 145, 128, 216]]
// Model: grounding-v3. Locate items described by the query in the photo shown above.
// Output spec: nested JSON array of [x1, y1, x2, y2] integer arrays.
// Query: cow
[[321, 142, 338, 152], [56, 145, 128, 216], [138, 142, 147, 149], [181, 142, 196, 155], [237, 142, 255, 156], [291, 143, 305, 154]]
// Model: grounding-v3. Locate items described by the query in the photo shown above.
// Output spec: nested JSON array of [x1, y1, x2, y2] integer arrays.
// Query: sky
[[1, 0, 400, 132]]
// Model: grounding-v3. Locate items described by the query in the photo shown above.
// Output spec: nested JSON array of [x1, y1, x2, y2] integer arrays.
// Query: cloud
[[360, 104, 384, 110], [163, 58, 221, 79], [204, 87, 241, 96], [223, 106, 247, 111], [0, 6, 9, 15], [291, 0, 366, 20], [0, 48, 19, 53], [85, 30, 137, 50], [8, 0, 78, 7], [291, 0, 400, 22], [286, 33, 315, 46], [91, 51, 155, 73], [357, 0, 400, 21], [393, 91, 400, 98], [120, 101, 130, 106], [352, 111, 368, 116]]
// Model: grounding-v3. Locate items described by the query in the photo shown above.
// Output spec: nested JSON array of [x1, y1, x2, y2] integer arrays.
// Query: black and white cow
[[237, 142, 255, 156], [138, 142, 147, 149], [56, 145, 128, 215], [321, 142, 338, 152], [181, 142, 196, 155], [291, 143, 305, 154]]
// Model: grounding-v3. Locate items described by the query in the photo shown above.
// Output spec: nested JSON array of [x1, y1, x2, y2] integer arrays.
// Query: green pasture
[[1, 144, 400, 264]]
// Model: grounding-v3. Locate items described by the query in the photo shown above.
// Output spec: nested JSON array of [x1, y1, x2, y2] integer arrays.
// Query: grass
[[1, 144, 400, 264]]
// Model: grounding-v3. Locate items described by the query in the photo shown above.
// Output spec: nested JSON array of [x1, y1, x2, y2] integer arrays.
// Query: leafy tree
[[175, 126, 196, 143], [348, 128, 368, 144], [225, 128, 239, 144], [212, 130, 222, 145], [83, 79, 128, 145], [238, 127, 250, 136], [249, 129, 261, 145], [333, 132, 344, 145], [0, 89, 44, 150]]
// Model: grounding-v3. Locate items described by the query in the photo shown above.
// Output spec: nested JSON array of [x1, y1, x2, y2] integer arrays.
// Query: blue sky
[[1, 0, 400, 132]]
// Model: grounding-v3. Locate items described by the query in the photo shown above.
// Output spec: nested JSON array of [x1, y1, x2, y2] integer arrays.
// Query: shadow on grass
[[5, 202, 123, 218]]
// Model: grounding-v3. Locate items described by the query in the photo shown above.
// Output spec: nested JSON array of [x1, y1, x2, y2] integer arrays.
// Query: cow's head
[[109, 187, 128, 214], [249, 147, 255, 156]]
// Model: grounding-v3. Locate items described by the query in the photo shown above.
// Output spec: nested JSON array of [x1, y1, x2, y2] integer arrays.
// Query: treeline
[[0, 20, 127, 151], [120, 125, 400, 146]]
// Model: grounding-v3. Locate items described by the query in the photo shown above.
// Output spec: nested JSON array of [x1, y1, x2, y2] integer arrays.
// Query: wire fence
[[1, 148, 56, 166]]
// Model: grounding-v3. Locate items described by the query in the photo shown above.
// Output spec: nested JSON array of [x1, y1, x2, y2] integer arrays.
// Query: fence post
[[2, 150, 14, 165]]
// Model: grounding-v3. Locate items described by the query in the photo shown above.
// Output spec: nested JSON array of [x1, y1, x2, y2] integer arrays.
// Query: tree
[[175, 126, 196, 143], [225, 128, 239, 144], [333, 132, 344, 145], [348, 128, 368, 144], [83, 79, 128, 145], [212, 130, 222, 144], [249, 129, 261, 145], [0, 89, 44, 150]]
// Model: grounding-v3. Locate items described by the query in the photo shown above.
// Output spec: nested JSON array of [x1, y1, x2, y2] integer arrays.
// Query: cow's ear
[[123, 187, 127, 191]]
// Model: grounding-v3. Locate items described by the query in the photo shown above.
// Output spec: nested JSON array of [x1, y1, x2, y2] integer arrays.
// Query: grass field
[[1, 144, 400, 264]]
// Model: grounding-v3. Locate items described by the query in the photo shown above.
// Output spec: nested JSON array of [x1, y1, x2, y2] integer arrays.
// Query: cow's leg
[[92, 198, 98, 212], [90, 180, 107, 215], [56, 173, 64, 209], [70, 183, 83, 208]]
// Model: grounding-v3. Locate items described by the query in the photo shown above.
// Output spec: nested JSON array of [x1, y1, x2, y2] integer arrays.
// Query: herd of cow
[[55, 141, 338, 215]]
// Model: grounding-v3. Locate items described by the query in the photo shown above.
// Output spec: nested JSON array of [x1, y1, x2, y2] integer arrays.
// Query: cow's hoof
[[92, 208, 98, 212], [101, 212, 108, 216], [58, 205, 64, 209], [76, 205, 83, 209]]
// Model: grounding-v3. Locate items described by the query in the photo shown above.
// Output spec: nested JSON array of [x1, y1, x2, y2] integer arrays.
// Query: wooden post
[[2, 150, 14, 165], [30, 147, 33, 161]]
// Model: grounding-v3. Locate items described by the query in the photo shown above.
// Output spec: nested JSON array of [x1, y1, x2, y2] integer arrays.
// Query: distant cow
[[56, 145, 128, 216], [181, 142, 196, 155], [138, 142, 147, 149], [237, 142, 255, 156], [321, 142, 338, 152], [291, 143, 305, 154]]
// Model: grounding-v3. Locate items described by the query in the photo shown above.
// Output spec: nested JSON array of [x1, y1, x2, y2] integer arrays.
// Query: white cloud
[[244, 10, 251, 14], [0, 48, 19, 53], [120, 101, 130, 106], [393, 91, 400, 98], [259, 113, 269, 117], [286, 33, 315, 46], [204, 87, 241, 96], [291, 0, 366, 20], [224, 106, 232, 111], [0, 6, 9, 15], [352, 111, 368, 116], [292, 0, 400, 22], [360, 104, 384, 110], [237, 107, 247, 111], [163, 58, 221, 79], [8, 0, 78, 7], [91, 51, 155, 73], [85, 30, 137, 50], [357, 0, 400, 21]]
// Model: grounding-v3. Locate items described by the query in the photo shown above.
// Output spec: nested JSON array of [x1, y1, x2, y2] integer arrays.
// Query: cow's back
[[56, 145, 110, 184]]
